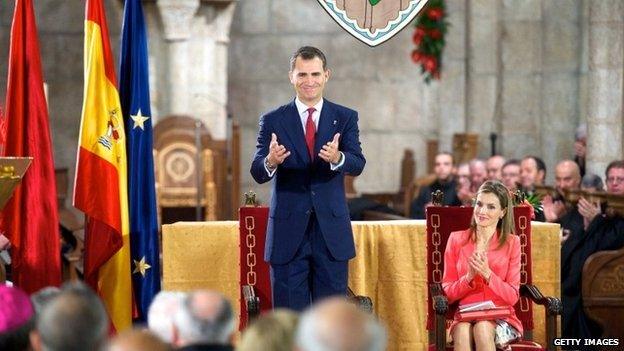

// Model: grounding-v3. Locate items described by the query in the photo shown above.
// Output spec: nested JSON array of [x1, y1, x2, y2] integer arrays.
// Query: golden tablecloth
[[162, 220, 560, 351]]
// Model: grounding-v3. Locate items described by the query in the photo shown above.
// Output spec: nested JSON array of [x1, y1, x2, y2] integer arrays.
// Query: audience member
[[605, 160, 624, 195], [561, 160, 624, 340], [520, 156, 546, 193], [30, 282, 108, 351], [0, 234, 9, 284], [501, 159, 521, 193], [295, 297, 387, 351], [486, 155, 506, 181], [455, 162, 472, 205], [468, 158, 487, 192], [107, 329, 170, 351], [0, 285, 35, 351], [410, 152, 461, 219], [574, 124, 587, 177], [172, 290, 235, 351], [238, 309, 299, 351], [148, 291, 186, 344], [0, 234, 9, 251], [30, 287, 61, 315], [581, 173, 604, 192], [543, 160, 580, 222]]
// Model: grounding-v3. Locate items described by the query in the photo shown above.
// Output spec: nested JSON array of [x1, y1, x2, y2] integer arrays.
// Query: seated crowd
[[2, 126, 622, 347], [408, 137, 624, 340], [0, 282, 387, 351]]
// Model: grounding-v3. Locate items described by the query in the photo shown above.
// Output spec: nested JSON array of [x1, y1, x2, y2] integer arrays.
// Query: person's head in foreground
[[30, 282, 108, 351], [107, 329, 170, 351], [172, 290, 235, 348], [0, 284, 35, 351], [238, 309, 299, 351], [295, 297, 387, 351]]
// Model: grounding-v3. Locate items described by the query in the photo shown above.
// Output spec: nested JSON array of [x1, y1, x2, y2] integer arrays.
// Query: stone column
[[586, 0, 624, 176], [156, 0, 200, 115]]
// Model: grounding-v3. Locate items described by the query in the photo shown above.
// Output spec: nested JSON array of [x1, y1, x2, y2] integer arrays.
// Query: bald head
[[172, 290, 234, 347], [555, 160, 581, 191], [296, 298, 386, 351], [487, 155, 506, 181], [107, 330, 170, 351], [469, 159, 487, 190]]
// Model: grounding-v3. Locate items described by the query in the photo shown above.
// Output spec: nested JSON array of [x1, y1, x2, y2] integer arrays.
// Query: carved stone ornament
[[244, 191, 258, 207], [156, 0, 200, 40]]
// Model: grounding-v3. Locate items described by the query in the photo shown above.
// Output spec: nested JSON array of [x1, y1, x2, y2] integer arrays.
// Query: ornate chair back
[[153, 116, 229, 221], [426, 205, 548, 350]]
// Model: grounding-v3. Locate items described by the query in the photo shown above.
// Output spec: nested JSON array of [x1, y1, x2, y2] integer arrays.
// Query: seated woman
[[442, 180, 522, 351]]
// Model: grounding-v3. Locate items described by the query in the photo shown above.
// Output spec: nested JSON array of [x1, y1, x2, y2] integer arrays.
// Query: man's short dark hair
[[605, 160, 624, 177], [523, 155, 546, 176], [289, 46, 327, 71], [502, 159, 521, 169], [436, 152, 454, 166], [0, 319, 34, 351]]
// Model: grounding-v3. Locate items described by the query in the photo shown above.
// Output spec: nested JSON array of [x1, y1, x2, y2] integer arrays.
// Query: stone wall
[[1, 0, 619, 208], [465, 0, 584, 180], [229, 0, 449, 203]]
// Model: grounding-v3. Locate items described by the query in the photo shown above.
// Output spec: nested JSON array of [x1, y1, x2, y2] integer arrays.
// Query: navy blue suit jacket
[[250, 99, 365, 264]]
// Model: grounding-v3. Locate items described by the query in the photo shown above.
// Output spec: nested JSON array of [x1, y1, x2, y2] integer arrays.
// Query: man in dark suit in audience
[[561, 160, 624, 340], [410, 152, 461, 219]]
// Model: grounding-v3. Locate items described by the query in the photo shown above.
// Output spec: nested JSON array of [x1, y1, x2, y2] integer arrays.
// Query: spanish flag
[[73, 0, 132, 331]]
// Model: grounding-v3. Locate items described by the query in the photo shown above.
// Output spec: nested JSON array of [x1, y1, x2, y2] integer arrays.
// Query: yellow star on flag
[[131, 109, 150, 130], [133, 256, 152, 277]]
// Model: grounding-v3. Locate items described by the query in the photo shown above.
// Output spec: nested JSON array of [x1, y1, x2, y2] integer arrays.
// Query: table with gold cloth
[[162, 220, 560, 351]]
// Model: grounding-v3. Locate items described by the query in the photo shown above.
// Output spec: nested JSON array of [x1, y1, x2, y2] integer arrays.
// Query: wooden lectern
[[0, 157, 32, 283]]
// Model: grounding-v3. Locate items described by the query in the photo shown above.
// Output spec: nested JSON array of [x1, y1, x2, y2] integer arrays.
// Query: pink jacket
[[442, 229, 523, 335]]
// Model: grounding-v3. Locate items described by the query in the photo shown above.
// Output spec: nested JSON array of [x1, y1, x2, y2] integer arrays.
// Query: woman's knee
[[452, 322, 473, 349], [472, 321, 495, 344]]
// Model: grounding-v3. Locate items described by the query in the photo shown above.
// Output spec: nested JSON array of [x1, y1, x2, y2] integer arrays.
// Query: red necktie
[[305, 107, 316, 160]]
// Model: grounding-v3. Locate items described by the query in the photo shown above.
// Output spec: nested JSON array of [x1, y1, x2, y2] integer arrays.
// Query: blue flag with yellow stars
[[119, 0, 160, 321]]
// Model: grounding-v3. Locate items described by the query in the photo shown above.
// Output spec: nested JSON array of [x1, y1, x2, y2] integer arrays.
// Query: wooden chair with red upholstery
[[238, 193, 372, 329], [426, 204, 562, 351]]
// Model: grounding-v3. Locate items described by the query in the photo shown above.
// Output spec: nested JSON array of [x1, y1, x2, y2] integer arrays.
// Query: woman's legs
[[452, 322, 474, 351], [473, 321, 496, 351]]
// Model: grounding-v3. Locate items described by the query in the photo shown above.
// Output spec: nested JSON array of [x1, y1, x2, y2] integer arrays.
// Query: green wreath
[[410, 0, 449, 83]]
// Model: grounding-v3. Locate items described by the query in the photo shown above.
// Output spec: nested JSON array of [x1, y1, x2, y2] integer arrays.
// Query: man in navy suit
[[250, 46, 365, 311]]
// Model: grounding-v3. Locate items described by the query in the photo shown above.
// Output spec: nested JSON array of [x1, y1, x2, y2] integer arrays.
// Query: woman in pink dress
[[442, 180, 522, 351]]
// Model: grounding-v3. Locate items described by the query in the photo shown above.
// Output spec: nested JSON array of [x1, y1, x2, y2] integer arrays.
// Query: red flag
[[0, 107, 6, 154], [0, 0, 61, 293]]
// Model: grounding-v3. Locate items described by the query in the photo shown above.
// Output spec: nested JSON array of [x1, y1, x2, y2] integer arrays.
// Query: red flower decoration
[[411, 50, 422, 63], [410, 0, 448, 84], [429, 28, 442, 40], [427, 7, 444, 20], [423, 55, 437, 73]]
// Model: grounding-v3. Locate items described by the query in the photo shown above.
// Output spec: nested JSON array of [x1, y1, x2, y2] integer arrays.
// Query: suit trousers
[[270, 212, 348, 311]]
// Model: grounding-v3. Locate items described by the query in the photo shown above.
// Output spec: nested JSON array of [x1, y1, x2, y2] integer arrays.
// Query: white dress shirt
[[265, 97, 344, 176]]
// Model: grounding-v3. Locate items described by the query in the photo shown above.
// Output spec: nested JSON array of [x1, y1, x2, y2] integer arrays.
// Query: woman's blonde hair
[[470, 180, 515, 249], [237, 309, 299, 351]]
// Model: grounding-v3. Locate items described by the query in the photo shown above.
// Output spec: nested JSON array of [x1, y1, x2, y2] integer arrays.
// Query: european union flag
[[119, 0, 160, 321]]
